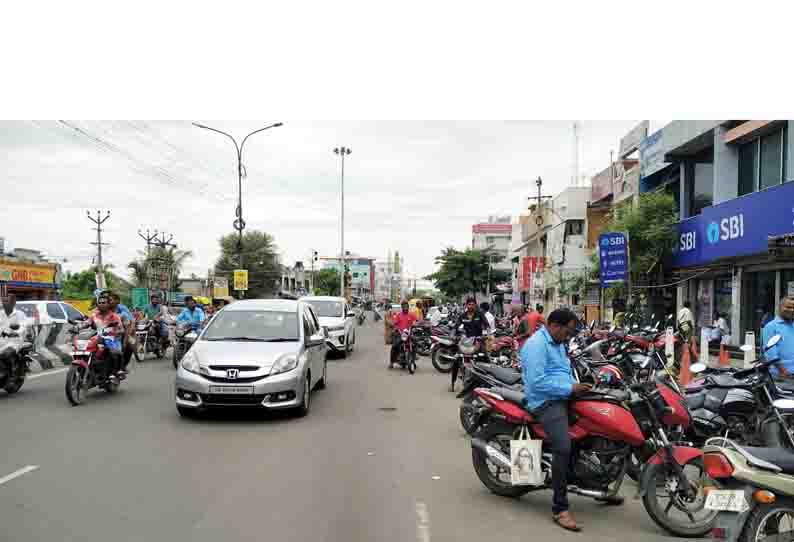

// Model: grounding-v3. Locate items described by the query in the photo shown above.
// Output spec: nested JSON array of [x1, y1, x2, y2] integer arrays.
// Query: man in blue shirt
[[177, 296, 206, 331], [762, 296, 794, 377], [521, 308, 593, 532]]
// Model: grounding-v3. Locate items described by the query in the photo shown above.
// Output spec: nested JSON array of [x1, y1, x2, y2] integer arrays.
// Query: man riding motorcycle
[[108, 292, 134, 375], [176, 296, 206, 331], [390, 301, 417, 368], [80, 294, 124, 384], [143, 292, 173, 352], [450, 297, 487, 392], [0, 293, 29, 337]]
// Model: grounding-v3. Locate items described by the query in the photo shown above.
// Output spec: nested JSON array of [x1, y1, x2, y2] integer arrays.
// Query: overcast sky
[[1, 120, 666, 281]]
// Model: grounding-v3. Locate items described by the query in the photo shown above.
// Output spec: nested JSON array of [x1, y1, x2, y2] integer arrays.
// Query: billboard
[[619, 120, 649, 158]]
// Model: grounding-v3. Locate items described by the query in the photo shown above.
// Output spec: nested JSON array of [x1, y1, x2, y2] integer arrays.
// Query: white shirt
[[484, 311, 496, 335], [677, 307, 694, 326], [0, 308, 29, 335]]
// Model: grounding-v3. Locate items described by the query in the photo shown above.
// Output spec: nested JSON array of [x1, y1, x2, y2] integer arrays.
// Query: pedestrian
[[451, 297, 487, 391], [522, 308, 597, 532], [480, 301, 496, 352], [677, 301, 694, 342], [762, 295, 794, 378]]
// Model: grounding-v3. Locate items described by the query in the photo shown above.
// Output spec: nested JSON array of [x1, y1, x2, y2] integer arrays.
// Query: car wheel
[[316, 359, 327, 390], [296, 373, 311, 417]]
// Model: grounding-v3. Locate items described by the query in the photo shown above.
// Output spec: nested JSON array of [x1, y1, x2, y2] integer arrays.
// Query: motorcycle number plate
[[209, 386, 253, 395], [704, 490, 748, 512]]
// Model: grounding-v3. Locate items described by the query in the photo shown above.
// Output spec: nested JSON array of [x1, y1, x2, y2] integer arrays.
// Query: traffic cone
[[679, 342, 692, 386], [719, 343, 730, 366]]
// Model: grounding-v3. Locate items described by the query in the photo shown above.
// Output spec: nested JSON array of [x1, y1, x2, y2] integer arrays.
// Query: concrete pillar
[[713, 125, 739, 205], [731, 266, 742, 346], [679, 162, 689, 218]]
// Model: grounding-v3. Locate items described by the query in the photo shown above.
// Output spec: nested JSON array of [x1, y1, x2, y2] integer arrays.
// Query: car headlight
[[181, 350, 201, 374], [270, 354, 299, 376]]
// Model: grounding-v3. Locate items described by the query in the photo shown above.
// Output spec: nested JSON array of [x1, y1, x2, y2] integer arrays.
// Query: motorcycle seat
[[490, 386, 527, 408], [742, 446, 794, 475], [710, 374, 750, 388], [480, 364, 522, 386], [685, 391, 706, 410]]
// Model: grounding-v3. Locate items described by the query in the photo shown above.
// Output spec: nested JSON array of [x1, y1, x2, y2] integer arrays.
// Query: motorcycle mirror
[[766, 334, 782, 350], [690, 362, 707, 374]]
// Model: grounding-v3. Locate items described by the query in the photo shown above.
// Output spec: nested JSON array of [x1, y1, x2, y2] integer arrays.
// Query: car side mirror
[[308, 333, 325, 347]]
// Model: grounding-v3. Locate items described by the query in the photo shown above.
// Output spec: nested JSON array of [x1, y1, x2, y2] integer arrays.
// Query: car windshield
[[306, 300, 343, 318], [201, 310, 299, 341]]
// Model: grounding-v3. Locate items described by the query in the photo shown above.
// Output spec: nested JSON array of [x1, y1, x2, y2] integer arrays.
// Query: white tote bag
[[510, 426, 543, 486]]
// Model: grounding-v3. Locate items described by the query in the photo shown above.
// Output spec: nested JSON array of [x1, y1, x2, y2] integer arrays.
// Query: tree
[[62, 267, 132, 305], [425, 247, 510, 300], [314, 268, 340, 296], [591, 191, 678, 283], [214, 230, 281, 299], [127, 246, 193, 291]]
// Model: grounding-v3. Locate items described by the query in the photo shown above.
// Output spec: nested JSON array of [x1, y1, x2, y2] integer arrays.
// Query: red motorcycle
[[469, 380, 717, 538], [65, 321, 125, 405]]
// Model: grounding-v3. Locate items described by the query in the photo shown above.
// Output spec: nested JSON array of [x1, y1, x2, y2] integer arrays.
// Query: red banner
[[538, 257, 546, 272], [521, 257, 530, 292], [529, 256, 537, 273]]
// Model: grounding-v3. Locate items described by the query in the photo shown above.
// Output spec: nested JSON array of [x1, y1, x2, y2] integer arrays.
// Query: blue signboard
[[672, 180, 794, 267], [599, 232, 629, 287]]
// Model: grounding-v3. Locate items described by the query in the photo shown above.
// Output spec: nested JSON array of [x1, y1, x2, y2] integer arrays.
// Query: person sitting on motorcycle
[[107, 292, 134, 376], [82, 294, 124, 384], [521, 308, 595, 532], [0, 293, 31, 339], [390, 301, 417, 367], [143, 293, 172, 352], [176, 296, 206, 332], [450, 297, 487, 392]]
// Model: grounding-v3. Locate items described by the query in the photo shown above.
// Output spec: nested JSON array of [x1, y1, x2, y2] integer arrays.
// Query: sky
[[0, 120, 667, 282]]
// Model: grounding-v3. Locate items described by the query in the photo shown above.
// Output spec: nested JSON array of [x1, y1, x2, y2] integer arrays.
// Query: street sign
[[598, 232, 629, 288], [233, 269, 248, 291], [213, 277, 229, 298], [131, 288, 149, 309]]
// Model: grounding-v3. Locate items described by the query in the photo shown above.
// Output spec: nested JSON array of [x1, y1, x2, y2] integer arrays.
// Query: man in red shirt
[[390, 301, 417, 367], [527, 304, 546, 336]]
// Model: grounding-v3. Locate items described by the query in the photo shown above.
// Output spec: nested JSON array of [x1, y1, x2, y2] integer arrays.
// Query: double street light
[[334, 146, 352, 299], [193, 121, 283, 296]]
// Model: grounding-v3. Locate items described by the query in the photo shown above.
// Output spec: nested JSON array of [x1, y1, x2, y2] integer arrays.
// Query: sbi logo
[[706, 214, 745, 245], [601, 237, 610, 247]]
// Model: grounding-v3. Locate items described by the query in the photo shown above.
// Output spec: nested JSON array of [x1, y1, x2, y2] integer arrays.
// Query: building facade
[[0, 247, 62, 301], [472, 216, 512, 274]]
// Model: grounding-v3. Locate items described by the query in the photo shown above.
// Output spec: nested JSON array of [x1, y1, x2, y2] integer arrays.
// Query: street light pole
[[333, 147, 352, 299], [193, 121, 283, 298]]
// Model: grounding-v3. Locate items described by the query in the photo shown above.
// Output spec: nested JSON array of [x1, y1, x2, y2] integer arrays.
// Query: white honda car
[[302, 296, 357, 357]]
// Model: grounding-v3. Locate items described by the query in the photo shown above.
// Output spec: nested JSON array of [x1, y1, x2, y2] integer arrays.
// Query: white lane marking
[[28, 368, 68, 380], [416, 501, 431, 542], [0, 465, 39, 486]]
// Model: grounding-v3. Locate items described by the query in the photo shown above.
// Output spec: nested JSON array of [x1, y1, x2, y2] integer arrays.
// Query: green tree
[[425, 247, 510, 299], [591, 191, 678, 282], [62, 267, 132, 305], [127, 247, 193, 290], [214, 230, 280, 299], [314, 268, 340, 296]]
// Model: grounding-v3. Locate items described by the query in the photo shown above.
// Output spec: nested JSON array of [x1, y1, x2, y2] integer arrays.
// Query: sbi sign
[[706, 214, 745, 245]]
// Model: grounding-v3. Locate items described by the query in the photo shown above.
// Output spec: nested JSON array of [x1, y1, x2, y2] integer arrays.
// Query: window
[[201, 311, 299, 341], [46, 302, 65, 320], [306, 300, 343, 317], [302, 313, 312, 339], [62, 303, 84, 321], [565, 220, 584, 236], [690, 163, 713, 216], [737, 126, 786, 195]]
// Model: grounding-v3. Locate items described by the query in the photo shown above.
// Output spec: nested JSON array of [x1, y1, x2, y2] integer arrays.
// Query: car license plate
[[705, 490, 749, 512], [209, 386, 253, 395]]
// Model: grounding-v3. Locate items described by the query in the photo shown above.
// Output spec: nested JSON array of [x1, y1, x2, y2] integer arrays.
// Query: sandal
[[553, 511, 581, 532]]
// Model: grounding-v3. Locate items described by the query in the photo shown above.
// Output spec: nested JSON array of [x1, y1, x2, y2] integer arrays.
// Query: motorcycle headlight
[[181, 350, 201, 374], [401, 332, 409, 341], [270, 354, 300, 376]]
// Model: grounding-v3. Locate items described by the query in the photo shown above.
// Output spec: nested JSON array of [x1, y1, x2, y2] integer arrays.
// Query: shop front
[[0, 259, 61, 300], [671, 180, 794, 345]]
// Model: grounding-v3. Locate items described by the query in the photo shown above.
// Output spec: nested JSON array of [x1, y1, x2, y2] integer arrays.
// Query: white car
[[302, 296, 357, 357], [15, 300, 87, 327]]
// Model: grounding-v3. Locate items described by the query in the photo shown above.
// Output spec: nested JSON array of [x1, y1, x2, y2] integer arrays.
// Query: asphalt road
[[0, 315, 681, 542]]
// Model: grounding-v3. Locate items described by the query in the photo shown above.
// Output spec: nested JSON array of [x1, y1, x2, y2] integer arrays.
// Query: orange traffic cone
[[679, 341, 692, 386], [719, 343, 730, 366]]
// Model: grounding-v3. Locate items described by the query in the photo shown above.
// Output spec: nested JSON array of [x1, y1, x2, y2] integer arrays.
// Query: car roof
[[223, 299, 302, 312], [302, 296, 346, 302]]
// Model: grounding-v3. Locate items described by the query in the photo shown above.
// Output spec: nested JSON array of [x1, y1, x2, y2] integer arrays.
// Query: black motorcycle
[[172, 323, 198, 369], [411, 325, 432, 357], [457, 361, 522, 435], [0, 323, 34, 394], [390, 328, 417, 374]]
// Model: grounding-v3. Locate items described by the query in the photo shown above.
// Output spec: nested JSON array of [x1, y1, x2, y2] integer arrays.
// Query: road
[[0, 315, 681, 542]]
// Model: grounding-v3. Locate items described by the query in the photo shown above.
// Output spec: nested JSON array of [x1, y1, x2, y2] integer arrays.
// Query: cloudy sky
[[1, 120, 666, 282]]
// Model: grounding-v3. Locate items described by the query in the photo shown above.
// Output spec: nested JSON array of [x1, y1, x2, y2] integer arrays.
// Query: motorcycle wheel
[[134, 339, 146, 363], [408, 352, 416, 374], [737, 498, 794, 542], [471, 421, 532, 498], [431, 347, 454, 373], [641, 456, 717, 538], [65, 365, 85, 406], [459, 392, 483, 435], [4, 374, 25, 394]]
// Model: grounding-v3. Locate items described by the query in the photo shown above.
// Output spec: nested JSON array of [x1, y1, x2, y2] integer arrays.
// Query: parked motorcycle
[[469, 379, 718, 538], [412, 325, 432, 357], [65, 321, 125, 405], [390, 327, 417, 374], [430, 334, 458, 373], [0, 323, 33, 395], [458, 361, 522, 435]]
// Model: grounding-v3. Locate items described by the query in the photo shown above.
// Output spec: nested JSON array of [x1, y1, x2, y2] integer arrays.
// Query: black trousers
[[538, 400, 571, 515], [390, 332, 402, 364]]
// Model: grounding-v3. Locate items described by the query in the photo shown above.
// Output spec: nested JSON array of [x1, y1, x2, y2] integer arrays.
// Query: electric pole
[[86, 210, 110, 290], [334, 146, 352, 300], [138, 228, 159, 257]]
